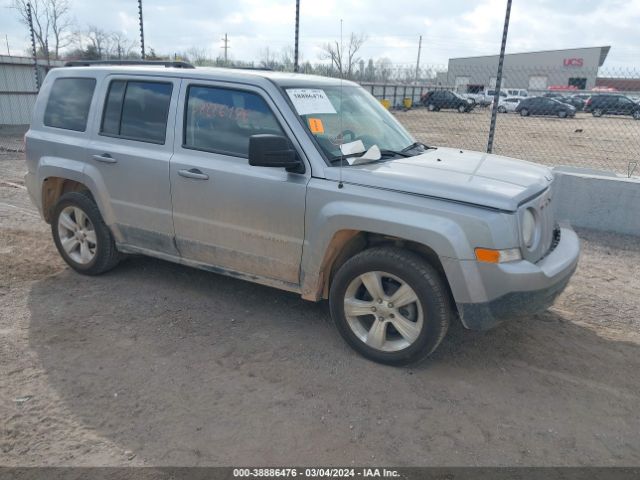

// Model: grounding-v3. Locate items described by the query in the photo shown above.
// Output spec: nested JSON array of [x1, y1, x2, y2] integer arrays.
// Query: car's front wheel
[[592, 108, 604, 117], [51, 191, 121, 275], [558, 110, 568, 118], [519, 108, 529, 116], [457, 104, 467, 113], [497, 106, 507, 113], [633, 110, 640, 120], [329, 247, 451, 366]]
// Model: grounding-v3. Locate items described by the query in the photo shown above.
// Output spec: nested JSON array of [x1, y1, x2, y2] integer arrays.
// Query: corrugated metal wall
[[0, 56, 62, 125]]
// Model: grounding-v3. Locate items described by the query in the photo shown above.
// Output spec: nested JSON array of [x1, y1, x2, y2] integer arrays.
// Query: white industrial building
[[436, 46, 611, 92]]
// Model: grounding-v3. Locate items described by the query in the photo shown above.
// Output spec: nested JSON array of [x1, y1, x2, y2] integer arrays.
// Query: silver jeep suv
[[24, 61, 580, 365]]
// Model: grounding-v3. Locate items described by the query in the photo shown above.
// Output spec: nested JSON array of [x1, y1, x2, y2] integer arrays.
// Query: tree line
[[11, 0, 435, 83]]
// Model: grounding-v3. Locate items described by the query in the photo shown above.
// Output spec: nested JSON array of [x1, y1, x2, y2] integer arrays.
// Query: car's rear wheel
[[633, 110, 640, 120], [426, 103, 437, 111], [592, 108, 604, 117], [51, 191, 121, 275], [329, 247, 451, 366], [558, 110, 568, 118], [497, 106, 507, 113], [520, 108, 529, 116]]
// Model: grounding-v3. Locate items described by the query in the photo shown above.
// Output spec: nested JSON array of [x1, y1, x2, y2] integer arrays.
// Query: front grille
[[520, 183, 556, 263]]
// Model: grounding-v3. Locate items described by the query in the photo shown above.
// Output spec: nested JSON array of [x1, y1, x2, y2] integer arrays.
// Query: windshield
[[285, 85, 415, 163]]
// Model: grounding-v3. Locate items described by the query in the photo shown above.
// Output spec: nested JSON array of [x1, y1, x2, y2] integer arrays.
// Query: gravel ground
[[393, 108, 640, 176], [1, 147, 639, 467]]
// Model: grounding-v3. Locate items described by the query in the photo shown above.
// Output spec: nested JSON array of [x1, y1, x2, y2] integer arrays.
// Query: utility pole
[[26, 2, 39, 91], [138, 0, 145, 59], [294, 0, 300, 72], [221, 33, 230, 64], [487, 0, 512, 154], [5, 34, 10, 55], [415, 35, 422, 83]]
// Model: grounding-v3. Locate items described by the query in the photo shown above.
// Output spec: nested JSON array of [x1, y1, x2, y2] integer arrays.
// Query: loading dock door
[[528, 75, 548, 90]]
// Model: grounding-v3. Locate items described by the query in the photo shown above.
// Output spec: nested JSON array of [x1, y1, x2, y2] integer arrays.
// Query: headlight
[[522, 208, 537, 249]]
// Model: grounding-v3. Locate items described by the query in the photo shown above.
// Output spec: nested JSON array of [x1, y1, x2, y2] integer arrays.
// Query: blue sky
[[1, 0, 638, 70]]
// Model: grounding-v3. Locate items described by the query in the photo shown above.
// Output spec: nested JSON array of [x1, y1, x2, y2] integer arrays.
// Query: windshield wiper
[[400, 141, 436, 153], [328, 149, 408, 165]]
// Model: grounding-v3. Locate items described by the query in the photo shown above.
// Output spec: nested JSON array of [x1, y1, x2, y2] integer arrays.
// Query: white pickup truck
[[463, 88, 528, 107]]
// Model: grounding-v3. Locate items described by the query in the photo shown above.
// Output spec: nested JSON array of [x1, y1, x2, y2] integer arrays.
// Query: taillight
[[585, 98, 592, 106]]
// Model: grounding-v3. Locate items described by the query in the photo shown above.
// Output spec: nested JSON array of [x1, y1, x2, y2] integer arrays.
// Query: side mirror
[[248, 134, 303, 172]]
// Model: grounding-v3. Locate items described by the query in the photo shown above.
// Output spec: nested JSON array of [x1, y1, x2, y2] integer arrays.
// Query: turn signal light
[[475, 247, 522, 264]]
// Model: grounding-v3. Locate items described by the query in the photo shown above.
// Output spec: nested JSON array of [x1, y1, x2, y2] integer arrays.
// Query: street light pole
[[486, 0, 512, 153]]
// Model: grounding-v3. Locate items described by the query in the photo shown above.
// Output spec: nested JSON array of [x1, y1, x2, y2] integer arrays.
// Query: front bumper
[[445, 227, 580, 330]]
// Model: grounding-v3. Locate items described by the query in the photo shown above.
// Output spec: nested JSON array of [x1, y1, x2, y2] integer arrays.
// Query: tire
[[592, 108, 603, 117], [519, 108, 529, 117], [633, 110, 640, 120], [427, 103, 437, 112], [329, 247, 451, 366], [51, 191, 121, 275], [457, 104, 466, 113], [558, 110, 568, 118], [497, 106, 507, 113]]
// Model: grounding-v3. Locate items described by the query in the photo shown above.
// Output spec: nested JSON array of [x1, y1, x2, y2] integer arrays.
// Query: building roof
[[450, 46, 611, 67]]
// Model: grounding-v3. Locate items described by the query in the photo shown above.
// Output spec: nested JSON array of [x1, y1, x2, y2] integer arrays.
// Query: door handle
[[92, 153, 117, 164], [178, 168, 209, 180]]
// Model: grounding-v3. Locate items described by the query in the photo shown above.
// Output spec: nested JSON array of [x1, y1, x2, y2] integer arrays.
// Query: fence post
[[26, 2, 39, 91], [487, 0, 512, 153]]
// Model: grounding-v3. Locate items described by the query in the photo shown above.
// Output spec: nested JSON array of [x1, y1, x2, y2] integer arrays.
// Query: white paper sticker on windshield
[[287, 89, 337, 115]]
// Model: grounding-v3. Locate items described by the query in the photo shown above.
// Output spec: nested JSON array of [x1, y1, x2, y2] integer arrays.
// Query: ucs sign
[[563, 58, 584, 67]]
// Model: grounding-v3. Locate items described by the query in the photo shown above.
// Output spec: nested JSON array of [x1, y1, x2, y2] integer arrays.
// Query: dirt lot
[[394, 108, 640, 176], [1, 144, 640, 467]]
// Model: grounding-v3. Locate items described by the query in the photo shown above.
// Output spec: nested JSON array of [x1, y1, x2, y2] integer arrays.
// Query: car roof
[[55, 65, 358, 89]]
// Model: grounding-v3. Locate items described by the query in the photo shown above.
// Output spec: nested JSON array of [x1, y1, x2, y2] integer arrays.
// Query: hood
[[324, 147, 553, 211]]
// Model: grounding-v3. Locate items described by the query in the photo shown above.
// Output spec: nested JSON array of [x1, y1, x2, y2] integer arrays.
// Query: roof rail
[[64, 60, 195, 69]]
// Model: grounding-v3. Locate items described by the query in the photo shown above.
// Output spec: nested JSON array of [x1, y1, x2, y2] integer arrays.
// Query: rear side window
[[101, 80, 172, 144], [183, 85, 284, 157], [44, 78, 96, 131]]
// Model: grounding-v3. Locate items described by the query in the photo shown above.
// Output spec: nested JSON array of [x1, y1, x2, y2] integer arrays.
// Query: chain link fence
[[1, 57, 639, 177], [357, 64, 640, 177]]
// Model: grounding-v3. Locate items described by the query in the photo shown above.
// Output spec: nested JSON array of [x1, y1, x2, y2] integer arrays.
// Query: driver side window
[[183, 85, 285, 158]]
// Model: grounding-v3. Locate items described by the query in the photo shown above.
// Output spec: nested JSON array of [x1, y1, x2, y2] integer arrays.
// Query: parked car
[[584, 94, 640, 119], [493, 96, 524, 113], [421, 90, 475, 112], [516, 96, 576, 118], [462, 89, 507, 107], [24, 61, 580, 365], [569, 93, 591, 110], [542, 92, 584, 110], [505, 88, 528, 98]]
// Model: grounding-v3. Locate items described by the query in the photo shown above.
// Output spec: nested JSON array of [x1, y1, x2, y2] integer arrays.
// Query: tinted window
[[101, 80, 126, 135], [100, 80, 172, 144], [184, 86, 284, 157], [44, 78, 96, 131]]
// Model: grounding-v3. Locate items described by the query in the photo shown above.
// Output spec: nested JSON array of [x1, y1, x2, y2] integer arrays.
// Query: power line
[[221, 33, 230, 64]]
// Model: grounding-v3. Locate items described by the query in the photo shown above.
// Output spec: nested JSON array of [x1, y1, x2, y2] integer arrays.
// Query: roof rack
[[64, 60, 195, 69]]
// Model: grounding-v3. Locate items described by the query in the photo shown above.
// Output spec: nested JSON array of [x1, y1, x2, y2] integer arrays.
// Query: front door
[[169, 81, 309, 287]]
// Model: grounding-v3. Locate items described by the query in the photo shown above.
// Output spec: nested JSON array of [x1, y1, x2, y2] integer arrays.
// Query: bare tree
[[259, 47, 279, 70], [111, 32, 137, 59], [11, 0, 73, 60], [185, 47, 210, 66], [319, 33, 366, 78]]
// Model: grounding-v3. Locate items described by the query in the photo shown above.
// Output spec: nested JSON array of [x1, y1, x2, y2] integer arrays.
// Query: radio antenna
[[338, 18, 344, 189]]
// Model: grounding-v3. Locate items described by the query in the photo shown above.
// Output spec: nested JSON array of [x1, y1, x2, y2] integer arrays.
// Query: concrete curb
[[553, 166, 640, 236]]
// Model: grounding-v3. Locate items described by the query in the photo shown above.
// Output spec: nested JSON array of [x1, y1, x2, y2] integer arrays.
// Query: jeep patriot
[[24, 61, 580, 365]]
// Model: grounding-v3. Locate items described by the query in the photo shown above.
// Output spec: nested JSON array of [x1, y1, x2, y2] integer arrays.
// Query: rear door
[[169, 80, 309, 286], [86, 75, 180, 255]]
